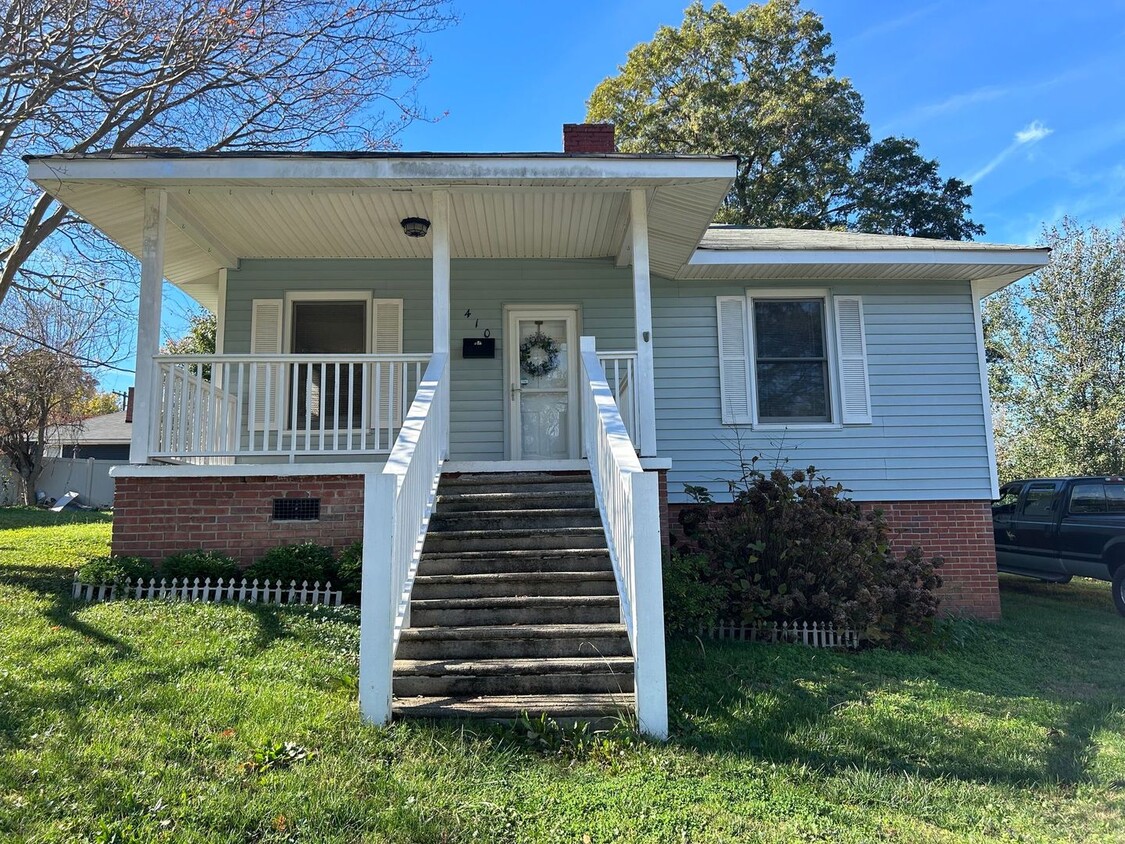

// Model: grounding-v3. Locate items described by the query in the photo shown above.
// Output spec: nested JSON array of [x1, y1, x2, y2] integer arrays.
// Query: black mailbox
[[462, 337, 495, 359]]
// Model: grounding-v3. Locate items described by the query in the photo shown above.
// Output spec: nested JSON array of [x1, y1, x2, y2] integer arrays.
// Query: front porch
[[29, 152, 737, 741]]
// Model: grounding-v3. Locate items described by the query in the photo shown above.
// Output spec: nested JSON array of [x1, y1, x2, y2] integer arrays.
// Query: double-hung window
[[717, 290, 872, 427], [753, 298, 831, 423]]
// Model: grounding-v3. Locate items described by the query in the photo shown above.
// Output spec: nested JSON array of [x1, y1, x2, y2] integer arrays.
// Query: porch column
[[629, 189, 658, 457], [431, 190, 451, 457], [129, 188, 167, 464]]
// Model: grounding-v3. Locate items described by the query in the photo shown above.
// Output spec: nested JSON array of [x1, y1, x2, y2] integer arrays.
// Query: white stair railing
[[579, 336, 668, 739], [596, 350, 638, 447], [359, 352, 448, 725]]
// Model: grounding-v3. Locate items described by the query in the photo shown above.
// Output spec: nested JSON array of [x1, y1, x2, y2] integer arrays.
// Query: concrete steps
[[392, 471, 635, 725]]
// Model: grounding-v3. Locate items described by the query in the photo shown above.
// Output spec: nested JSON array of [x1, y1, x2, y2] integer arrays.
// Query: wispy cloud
[[966, 121, 1054, 184], [843, 4, 940, 45]]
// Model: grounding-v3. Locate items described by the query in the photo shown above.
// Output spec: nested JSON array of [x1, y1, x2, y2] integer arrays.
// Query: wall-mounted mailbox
[[462, 337, 496, 359]]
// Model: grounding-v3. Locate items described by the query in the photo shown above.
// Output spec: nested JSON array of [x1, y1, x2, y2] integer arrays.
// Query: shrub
[[77, 555, 154, 585], [335, 541, 363, 600], [247, 542, 336, 585], [662, 552, 724, 636], [160, 550, 240, 582], [676, 457, 943, 645]]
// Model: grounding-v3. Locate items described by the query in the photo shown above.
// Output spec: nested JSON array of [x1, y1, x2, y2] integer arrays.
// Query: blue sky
[[393, 0, 1125, 244], [142, 0, 1124, 393]]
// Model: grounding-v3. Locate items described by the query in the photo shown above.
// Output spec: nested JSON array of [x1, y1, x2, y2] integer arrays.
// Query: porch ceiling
[[27, 153, 737, 311]]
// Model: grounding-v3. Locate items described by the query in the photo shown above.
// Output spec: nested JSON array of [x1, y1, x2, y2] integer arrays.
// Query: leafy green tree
[[586, 0, 983, 239], [163, 312, 217, 380], [163, 313, 217, 357], [985, 217, 1125, 480]]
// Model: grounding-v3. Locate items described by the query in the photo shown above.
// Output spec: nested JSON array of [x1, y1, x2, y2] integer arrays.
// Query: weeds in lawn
[[240, 740, 317, 776], [495, 711, 640, 769]]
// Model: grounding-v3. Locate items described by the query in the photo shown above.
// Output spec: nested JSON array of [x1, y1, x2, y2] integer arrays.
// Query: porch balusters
[[150, 353, 430, 462]]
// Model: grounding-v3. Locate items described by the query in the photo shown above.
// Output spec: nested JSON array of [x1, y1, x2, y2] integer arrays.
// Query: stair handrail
[[579, 336, 668, 739], [359, 351, 449, 725]]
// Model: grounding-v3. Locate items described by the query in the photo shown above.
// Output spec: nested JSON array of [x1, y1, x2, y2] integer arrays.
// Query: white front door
[[506, 307, 580, 460]]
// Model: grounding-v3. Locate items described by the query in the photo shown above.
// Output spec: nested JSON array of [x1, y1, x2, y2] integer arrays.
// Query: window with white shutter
[[716, 291, 873, 427], [372, 298, 404, 426], [716, 296, 753, 424], [833, 295, 872, 424], [250, 299, 283, 431]]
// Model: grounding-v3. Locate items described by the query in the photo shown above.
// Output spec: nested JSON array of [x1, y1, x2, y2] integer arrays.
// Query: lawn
[[1, 508, 1123, 843]]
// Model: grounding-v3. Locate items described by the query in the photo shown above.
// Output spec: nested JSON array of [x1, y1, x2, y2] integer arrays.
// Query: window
[[1020, 482, 1060, 519], [1107, 485, 1125, 513], [1069, 483, 1107, 514], [753, 299, 830, 423], [716, 292, 871, 427], [992, 484, 1022, 516]]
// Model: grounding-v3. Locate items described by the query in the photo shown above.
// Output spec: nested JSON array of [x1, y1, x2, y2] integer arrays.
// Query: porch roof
[[26, 152, 737, 310]]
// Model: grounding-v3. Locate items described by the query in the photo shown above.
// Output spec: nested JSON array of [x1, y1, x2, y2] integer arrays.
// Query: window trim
[[746, 288, 842, 430]]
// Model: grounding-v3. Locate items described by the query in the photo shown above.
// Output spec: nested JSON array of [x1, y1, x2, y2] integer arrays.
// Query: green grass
[[1, 508, 1124, 843]]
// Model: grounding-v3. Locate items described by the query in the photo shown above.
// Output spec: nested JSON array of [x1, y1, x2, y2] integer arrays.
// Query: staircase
[[392, 472, 635, 725]]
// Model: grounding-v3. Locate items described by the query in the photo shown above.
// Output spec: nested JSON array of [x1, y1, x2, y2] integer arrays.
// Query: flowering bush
[[675, 458, 943, 645]]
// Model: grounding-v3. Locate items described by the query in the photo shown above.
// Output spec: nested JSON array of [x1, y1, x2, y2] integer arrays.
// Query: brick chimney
[[563, 123, 615, 153], [124, 387, 134, 423]]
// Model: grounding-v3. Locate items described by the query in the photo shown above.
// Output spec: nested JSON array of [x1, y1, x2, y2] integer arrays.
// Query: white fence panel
[[73, 574, 344, 606], [1, 457, 119, 507]]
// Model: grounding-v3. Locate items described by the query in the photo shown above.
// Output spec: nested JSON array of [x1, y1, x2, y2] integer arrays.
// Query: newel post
[[631, 469, 669, 739], [359, 471, 397, 724], [130, 188, 167, 464]]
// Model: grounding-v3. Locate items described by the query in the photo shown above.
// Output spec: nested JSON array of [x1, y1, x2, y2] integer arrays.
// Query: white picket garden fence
[[72, 574, 344, 606], [702, 619, 860, 649]]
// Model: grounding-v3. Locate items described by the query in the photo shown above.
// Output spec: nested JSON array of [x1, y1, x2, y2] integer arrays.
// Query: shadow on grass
[[665, 580, 1125, 789], [0, 562, 134, 656]]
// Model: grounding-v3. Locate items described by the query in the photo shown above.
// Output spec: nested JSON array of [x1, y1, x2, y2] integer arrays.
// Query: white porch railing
[[580, 336, 668, 739], [150, 353, 430, 461], [597, 350, 638, 447], [359, 352, 448, 724]]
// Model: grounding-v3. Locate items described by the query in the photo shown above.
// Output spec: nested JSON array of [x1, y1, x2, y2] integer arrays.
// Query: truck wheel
[[1113, 567, 1125, 617]]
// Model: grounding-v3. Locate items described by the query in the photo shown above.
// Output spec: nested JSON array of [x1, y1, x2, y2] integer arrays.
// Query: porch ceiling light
[[400, 217, 430, 238]]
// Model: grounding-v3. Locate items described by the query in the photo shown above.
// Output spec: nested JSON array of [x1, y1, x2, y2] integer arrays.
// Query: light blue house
[[27, 124, 1048, 737]]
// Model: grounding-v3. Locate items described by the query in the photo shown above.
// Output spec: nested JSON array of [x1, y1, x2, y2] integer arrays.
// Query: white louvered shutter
[[250, 299, 284, 431], [716, 296, 753, 424], [372, 299, 404, 427], [833, 295, 872, 424]]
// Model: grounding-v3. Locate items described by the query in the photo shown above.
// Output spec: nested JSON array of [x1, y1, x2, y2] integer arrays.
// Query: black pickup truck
[[993, 476, 1125, 615]]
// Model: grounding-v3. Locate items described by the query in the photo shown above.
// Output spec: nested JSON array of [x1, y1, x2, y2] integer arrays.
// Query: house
[[56, 407, 132, 461], [25, 124, 1049, 738]]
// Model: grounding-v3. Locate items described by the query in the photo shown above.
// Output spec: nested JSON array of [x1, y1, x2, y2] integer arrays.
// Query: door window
[[992, 484, 1022, 517], [1069, 483, 1108, 515], [1019, 482, 1060, 520]]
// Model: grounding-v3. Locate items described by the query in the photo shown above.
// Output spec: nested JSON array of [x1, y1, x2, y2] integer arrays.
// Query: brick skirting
[[112, 474, 365, 566], [666, 498, 1000, 621]]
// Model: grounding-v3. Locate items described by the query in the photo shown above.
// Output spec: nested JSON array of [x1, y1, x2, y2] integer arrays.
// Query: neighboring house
[[26, 124, 1048, 737], [56, 409, 132, 461]]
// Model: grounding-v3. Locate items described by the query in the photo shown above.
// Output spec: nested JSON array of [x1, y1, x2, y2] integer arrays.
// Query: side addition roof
[[684, 226, 1049, 294]]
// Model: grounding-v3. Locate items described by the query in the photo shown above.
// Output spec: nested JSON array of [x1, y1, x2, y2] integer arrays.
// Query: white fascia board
[[687, 247, 1050, 268], [27, 156, 737, 185]]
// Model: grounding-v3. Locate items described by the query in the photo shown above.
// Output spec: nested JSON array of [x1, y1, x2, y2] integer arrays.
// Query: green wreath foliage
[[519, 331, 560, 377]]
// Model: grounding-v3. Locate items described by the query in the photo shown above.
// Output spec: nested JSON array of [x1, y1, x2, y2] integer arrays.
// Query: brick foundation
[[666, 498, 1000, 621], [112, 474, 365, 566]]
